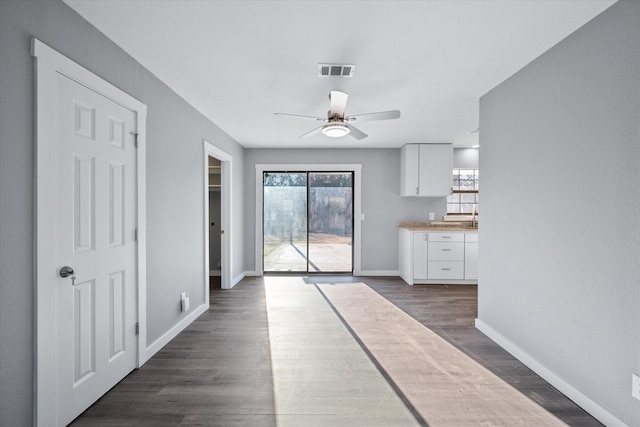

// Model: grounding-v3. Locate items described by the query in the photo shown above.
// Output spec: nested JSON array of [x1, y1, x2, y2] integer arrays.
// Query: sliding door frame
[[255, 164, 362, 276]]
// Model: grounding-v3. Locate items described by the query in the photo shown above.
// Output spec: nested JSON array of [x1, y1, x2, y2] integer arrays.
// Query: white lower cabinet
[[427, 232, 464, 280], [399, 229, 477, 285]]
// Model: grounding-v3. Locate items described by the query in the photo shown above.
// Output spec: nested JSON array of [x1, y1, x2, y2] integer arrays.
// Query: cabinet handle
[[441, 268, 451, 271], [442, 249, 451, 251], [442, 236, 451, 239]]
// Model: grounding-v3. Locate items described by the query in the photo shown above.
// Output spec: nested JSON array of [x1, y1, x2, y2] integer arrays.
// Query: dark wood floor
[[70, 276, 601, 426]]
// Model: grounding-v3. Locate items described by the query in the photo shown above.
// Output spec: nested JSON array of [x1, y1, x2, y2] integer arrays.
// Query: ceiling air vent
[[318, 63, 355, 78]]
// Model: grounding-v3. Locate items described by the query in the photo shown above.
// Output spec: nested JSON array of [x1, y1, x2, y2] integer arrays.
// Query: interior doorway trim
[[203, 141, 233, 290], [255, 164, 362, 275], [32, 38, 147, 425]]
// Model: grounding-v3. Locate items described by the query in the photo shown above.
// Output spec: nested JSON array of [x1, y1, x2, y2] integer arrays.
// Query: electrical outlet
[[180, 292, 190, 312], [429, 212, 435, 221], [633, 373, 640, 400]]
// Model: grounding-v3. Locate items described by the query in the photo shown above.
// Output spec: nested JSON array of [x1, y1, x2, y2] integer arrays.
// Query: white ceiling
[[64, 0, 615, 149]]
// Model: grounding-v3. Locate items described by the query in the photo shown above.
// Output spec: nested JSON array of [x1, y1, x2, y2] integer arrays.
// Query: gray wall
[[478, 1, 639, 425], [244, 148, 447, 273], [453, 148, 479, 169], [0, 1, 245, 425]]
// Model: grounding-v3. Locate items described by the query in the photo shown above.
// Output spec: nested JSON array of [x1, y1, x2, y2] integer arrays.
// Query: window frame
[[447, 168, 479, 215]]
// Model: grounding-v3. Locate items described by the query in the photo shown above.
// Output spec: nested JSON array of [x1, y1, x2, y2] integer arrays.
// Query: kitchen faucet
[[472, 205, 478, 228]]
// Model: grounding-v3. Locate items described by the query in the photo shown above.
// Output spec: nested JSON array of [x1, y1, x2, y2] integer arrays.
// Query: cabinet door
[[418, 144, 452, 196], [412, 232, 428, 279], [465, 242, 478, 280], [400, 144, 419, 196], [398, 229, 413, 284]]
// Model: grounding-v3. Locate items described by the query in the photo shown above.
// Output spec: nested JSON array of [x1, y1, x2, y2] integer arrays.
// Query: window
[[447, 169, 479, 214]]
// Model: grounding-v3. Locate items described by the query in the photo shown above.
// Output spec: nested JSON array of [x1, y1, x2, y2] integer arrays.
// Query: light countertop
[[398, 221, 478, 233]]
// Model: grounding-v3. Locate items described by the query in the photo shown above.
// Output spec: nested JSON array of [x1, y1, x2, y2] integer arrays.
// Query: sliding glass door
[[307, 173, 353, 272], [263, 171, 353, 273], [263, 172, 308, 272]]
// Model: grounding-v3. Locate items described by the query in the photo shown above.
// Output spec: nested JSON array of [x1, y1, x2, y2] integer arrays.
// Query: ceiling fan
[[274, 90, 400, 140]]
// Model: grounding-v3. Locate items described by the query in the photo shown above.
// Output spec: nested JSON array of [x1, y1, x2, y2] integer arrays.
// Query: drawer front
[[428, 261, 464, 280], [465, 233, 478, 243], [428, 242, 464, 261], [428, 232, 464, 242]]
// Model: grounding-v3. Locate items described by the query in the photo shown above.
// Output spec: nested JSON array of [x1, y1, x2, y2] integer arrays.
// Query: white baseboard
[[243, 270, 262, 276], [229, 271, 257, 288], [140, 302, 208, 364], [229, 273, 244, 288], [475, 318, 626, 427], [209, 270, 221, 277], [413, 279, 477, 285], [354, 270, 399, 277]]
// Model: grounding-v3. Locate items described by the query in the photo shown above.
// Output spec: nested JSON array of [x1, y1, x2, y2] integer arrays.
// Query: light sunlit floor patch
[[264, 276, 420, 426], [317, 282, 568, 427]]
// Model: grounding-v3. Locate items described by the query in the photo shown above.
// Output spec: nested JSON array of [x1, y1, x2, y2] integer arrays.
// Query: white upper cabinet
[[400, 143, 453, 197]]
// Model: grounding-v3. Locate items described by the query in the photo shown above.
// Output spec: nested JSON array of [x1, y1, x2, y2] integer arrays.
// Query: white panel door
[[55, 73, 137, 425]]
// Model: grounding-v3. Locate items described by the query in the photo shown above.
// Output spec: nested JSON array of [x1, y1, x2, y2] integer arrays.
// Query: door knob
[[59, 266, 75, 278]]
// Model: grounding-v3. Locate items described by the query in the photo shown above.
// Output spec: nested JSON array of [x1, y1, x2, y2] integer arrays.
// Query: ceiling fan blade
[[329, 90, 349, 118], [274, 113, 325, 121], [347, 110, 401, 122], [300, 126, 324, 138], [347, 124, 367, 140]]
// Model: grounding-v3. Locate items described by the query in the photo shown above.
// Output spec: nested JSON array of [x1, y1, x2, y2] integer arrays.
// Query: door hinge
[[135, 323, 140, 335], [135, 228, 139, 241], [130, 131, 139, 148]]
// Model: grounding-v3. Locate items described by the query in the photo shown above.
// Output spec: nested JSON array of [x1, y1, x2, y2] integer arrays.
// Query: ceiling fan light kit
[[322, 123, 350, 138], [274, 90, 400, 140]]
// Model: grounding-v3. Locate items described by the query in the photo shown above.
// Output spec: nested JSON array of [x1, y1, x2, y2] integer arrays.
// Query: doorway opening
[[203, 141, 232, 291], [208, 157, 222, 289], [262, 171, 354, 274]]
